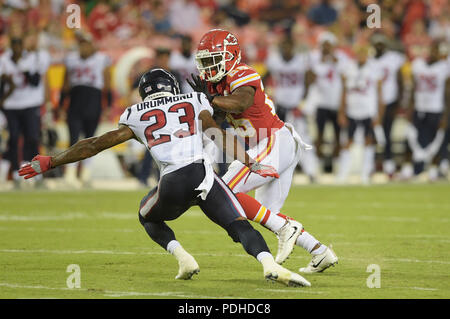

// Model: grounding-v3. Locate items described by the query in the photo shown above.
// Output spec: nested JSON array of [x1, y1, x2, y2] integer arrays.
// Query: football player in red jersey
[[188, 29, 338, 273]]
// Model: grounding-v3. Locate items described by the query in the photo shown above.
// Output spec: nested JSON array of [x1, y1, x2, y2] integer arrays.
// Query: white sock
[[264, 213, 287, 233], [361, 146, 375, 183], [311, 244, 327, 255], [166, 240, 181, 254], [0, 159, 10, 182], [401, 163, 413, 179], [296, 230, 325, 254], [82, 157, 94, 169], [337, 149, 351, 182], [439, 159, 449, 175], [12, 170, 19, 181], [256, 251, 273, 263], [383, 159, 395, 175], [428, 166, 438, 181], [64, 163, 78, 179]]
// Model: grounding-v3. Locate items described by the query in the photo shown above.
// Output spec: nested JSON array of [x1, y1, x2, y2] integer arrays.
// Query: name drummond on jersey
[[136, 93, 194, 111]]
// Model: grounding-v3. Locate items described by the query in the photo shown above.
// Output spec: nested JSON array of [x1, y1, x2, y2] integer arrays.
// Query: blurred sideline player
[[0, 54, 15, 183], [438, 43, 450, 177], [402, 41, 449, 180], [19, 68, 310, 287], [265, 35, 318, 182], [0, 32, 50, 188], [309, 31, 349, 172], [371, 34, 406, 178], [58, 32, 112, 186], [337, 45, 385, 184], [169, 35, 197, 93], [0, 106, 10, 183], [189, 29, 338, 273]]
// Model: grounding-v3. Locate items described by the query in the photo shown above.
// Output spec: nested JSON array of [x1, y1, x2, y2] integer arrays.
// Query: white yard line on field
[[1, 248, 449, 265], [387, 286, 439, 291], [0, 282, 242, 299], [2, 282, 247, 299], [0, 226, 136, 233], [255, 288, 325, 295]]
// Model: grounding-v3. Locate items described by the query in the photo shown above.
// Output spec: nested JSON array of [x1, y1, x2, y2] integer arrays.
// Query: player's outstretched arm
[[19, 125, 135, 179], [199, 110, 279, 179]]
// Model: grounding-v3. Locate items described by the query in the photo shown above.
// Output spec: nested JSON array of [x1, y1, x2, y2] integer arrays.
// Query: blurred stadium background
[[0, 0, 449, 300], [0, 0, 448, 190]]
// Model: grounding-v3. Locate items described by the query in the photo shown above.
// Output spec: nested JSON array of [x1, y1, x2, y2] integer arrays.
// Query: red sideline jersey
[[207, 63, 284, 145]]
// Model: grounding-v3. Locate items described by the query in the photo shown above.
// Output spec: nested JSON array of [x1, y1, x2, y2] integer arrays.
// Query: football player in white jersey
[[403, 41, 450, 180], [58, 32, 112, 186], [337, 45, 385, 184], [309, 32, 349, 171], [18, 68, 310, 287], [169, 35, 198, 93], [371, 34, 406, 178], [265, 35, 318, 182], [0, 54, 15, 183], [0, 33, 51, 187], [437, 44, 450, 177]]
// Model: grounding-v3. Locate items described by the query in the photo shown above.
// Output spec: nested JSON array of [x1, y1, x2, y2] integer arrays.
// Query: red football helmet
[[195, 29, 241, 83]]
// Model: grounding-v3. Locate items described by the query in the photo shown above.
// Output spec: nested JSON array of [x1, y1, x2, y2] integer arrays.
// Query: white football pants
[[222, 124, 306, 214]]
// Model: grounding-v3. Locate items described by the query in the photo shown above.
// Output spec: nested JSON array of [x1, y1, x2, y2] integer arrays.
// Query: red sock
[[236, 193, 270, 225], [235, 192, 292, 227]]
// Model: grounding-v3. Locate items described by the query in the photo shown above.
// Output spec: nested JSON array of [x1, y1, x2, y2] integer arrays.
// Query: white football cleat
[[275, 220, 303, 264], [173, 247, 200, 280], [299, 244, 338, 274], [261, 256, 310, 287]]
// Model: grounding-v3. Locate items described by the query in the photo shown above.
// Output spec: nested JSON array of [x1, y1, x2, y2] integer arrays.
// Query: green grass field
[[0, 184, 449, 299]]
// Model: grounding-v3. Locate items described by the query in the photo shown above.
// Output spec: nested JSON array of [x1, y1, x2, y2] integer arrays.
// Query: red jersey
[[208, 63, 284, 145]]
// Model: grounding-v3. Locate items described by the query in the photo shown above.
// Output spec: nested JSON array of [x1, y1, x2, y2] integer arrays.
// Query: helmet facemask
[[195, 49, 240, 83]]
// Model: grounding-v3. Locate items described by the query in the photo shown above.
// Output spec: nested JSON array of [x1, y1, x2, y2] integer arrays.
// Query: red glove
[[18, 155, 52, 179], [245, 162, 279, 184]]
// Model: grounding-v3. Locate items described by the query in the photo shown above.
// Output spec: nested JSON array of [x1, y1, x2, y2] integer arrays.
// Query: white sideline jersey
[[373, 51, 405, 105], [64, 51, 111, 90], [169, 51, 197, 93], [119, 92, 213, 176], [412, 58, 449, 113], [0, 49, 51, 109], [310, 49, 350, 110], [344, 59, 383, 120], [265, 51, 309, 108]]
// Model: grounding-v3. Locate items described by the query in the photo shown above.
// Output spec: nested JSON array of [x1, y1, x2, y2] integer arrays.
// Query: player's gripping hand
[[244, 162, 279, 184], [187, 74, 216, 103], [18, 155, 52, 179]]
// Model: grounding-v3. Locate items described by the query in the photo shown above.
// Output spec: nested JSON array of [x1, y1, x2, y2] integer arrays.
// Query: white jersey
[[0, 49, 51, 110], [119, 92, 213, 177], [412, 58, 449, 113], [344, 59, 383, 120], [64, 51, 111, 90], [310, 49, 350, 110], [169, 51, 197, 93], [373, 51, 405, 105], [265, 51, 309, 108]]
